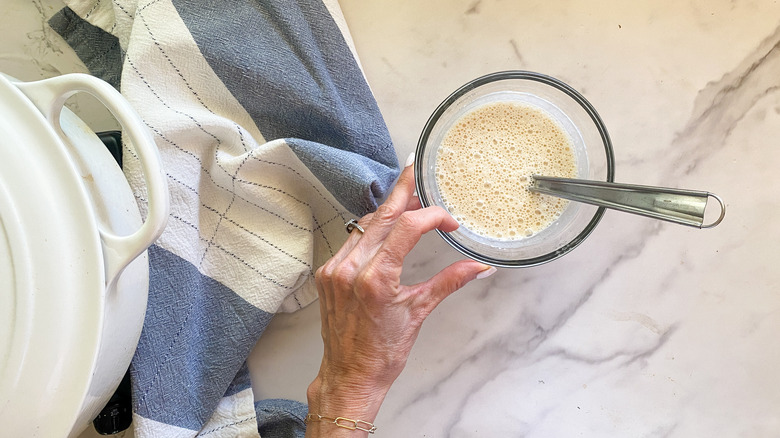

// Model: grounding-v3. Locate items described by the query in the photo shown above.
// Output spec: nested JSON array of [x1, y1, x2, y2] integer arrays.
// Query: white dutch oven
[[0, 73, 169, 437]]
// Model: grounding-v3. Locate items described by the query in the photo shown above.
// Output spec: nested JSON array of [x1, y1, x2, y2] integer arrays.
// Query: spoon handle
[[530, 175, 725, 228]]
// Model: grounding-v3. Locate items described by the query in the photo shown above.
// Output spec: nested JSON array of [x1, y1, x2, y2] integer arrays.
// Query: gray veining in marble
[[3, 0, 778, 437]]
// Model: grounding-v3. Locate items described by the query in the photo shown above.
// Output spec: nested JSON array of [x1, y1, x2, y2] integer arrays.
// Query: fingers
[[410, 260, 496, 313], [324, 219, 368, 267], [373, 206, 459, 268], [322, 156, 418, 272], [366, 163, 416, 229], [323, 153, 464, 292], [382, 153, 417, 213], [405, 192, 422, 211], [348, 161, 418, 254]]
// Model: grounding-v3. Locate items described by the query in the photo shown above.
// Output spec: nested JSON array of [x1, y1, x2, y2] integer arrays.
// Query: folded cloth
[[50, 1, 399, 436]]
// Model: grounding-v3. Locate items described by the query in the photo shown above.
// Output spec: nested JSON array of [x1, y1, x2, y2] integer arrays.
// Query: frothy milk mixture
[[435, 101, 577, 240]]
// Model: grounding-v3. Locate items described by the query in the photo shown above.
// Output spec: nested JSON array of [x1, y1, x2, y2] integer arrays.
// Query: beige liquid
[[435, 101, 578, 240]]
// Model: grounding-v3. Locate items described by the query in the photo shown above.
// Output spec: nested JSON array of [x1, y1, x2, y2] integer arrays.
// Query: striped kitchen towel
[[50, 1, 399, 436]]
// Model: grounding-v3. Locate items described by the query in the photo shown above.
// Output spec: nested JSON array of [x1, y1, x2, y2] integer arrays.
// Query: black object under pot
[[91, 131, 133, 435]]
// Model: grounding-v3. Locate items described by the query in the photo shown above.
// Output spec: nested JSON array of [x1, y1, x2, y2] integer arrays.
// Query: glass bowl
[[414, 71, 615, 267]]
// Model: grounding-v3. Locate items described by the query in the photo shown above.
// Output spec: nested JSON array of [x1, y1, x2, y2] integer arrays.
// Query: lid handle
[[14, 74, 170, 289]]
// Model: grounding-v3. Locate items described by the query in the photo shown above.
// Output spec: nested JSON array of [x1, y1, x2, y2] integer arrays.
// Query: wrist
[[305, 373, 390, 437], [306, 372, 389, 418]]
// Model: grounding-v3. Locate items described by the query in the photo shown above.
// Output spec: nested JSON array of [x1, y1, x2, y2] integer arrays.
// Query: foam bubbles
[[435, 101, 577, 240]]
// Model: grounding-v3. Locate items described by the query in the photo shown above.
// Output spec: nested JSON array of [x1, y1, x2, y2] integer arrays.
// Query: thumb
[[412, 260, 497, 313]]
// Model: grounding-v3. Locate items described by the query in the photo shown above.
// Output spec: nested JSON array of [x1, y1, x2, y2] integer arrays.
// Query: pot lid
[[0, 74, 104, 436]]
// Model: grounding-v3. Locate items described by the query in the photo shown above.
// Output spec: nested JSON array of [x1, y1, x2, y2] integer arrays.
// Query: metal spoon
[[529, 175, 726, 228]]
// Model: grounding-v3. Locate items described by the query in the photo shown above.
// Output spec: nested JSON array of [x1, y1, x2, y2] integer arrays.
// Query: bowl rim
[[414, 70, 616, 267]]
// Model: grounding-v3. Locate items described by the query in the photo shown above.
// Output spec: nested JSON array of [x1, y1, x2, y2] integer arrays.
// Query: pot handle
[[14, 73, 169, 288]]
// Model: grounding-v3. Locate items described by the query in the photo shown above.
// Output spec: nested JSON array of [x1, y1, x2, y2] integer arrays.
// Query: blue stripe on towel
[[171, 0, 400, 215], [224, 362, 252, 398], [255, 399, 308, 438], [47, 7, 123, 89], [285, 138, 399, 217], [130, 245, 273, 431]]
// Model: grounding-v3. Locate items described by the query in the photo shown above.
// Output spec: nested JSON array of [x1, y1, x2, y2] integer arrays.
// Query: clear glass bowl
[[414, 71, 615, 267]]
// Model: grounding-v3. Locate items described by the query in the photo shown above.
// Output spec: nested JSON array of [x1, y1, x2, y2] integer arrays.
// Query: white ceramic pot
[[0, 73, 169, 437]]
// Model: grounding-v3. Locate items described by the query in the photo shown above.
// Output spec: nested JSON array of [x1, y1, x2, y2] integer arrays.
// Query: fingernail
[[405, 152, 415, 167], [475, 266, 497, 280]]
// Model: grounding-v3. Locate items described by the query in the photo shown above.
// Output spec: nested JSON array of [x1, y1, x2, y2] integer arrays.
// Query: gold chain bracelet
[[305, 413, 377, 434]]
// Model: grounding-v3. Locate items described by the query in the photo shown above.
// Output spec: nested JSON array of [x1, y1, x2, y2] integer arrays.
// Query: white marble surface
[[3, 0, 779, 437], [1, 0, 119, 132], [254, 1, 780, 437]]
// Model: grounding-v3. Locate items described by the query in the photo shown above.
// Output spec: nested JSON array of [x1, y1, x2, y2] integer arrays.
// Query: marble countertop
[[4, 1, 778, 437], [253, 1, 780, 436]]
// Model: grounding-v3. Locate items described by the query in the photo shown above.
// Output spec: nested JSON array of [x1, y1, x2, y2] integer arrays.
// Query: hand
[[305, 157, 496, 436]]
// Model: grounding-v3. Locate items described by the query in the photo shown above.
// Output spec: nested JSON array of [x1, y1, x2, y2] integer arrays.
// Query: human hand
[[305, 155, 496, 436]]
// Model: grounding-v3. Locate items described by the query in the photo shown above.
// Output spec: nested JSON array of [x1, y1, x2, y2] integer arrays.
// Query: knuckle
[[315, 260, 334, 282], [330, 264, 356, 290], [372, 203, 398, 224], [396, 211, 419, 230], [354, 264, 380, 292]]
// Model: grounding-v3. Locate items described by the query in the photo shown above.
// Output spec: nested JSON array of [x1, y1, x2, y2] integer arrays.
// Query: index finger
[[372, 205, 459, 268], [356, 155, 418, 250], [371, 154, 417, 223]]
